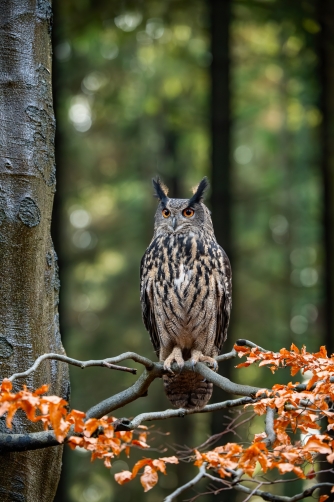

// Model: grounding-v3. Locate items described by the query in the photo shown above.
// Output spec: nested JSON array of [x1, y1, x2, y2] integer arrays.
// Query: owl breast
[[146, 232, 223, 358]]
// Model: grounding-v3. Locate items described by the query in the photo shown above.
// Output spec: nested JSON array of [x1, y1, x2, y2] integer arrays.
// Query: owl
[[140, 177, 232, 409]]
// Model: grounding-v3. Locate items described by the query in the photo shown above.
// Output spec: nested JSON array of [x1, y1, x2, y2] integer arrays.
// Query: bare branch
[[216, 348, 237, 362], [164, 464, 207, 502], [233, 481, 334, 502], [8, 353, 137, 382], [98, 352, 155, 370], [264, 407, 276, 447], [189, 362, 263, 397], [203, 470, 334, 502], [112, 396, 255, 431]]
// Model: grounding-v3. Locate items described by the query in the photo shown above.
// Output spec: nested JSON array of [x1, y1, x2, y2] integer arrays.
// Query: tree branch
[[264, 407, 276, 446], [216, 348, 237, 362], [0, 349, 266, 453], [234, 338, 270, 352], [233, 481, 334, 502], [190, 362, 262, 397], [85, 365, 161, 419], [112, 396, 255, 431], [0, 431, 60, 453], [164, 463, 208, 502], [8, 353, 137, 382]]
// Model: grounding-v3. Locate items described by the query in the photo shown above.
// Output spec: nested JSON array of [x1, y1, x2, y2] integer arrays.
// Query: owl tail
[[163, 371, 213, 409]]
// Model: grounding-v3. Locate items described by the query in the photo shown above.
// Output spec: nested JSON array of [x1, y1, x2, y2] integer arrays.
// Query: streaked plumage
[[140, 178, 232, 409]]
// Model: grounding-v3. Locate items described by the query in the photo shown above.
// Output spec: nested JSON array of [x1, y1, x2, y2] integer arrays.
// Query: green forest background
[[51, 0, 334, 501]]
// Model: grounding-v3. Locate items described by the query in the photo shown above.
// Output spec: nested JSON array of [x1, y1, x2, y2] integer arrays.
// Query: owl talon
[[163, 347, 185, 374], [209, 360, 218, 372], [191, 359, 197, 371], [163, 362, 174, 374], [205, 360, 218, 371]]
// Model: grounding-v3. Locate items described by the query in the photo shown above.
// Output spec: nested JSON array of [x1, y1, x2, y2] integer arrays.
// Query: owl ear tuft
[[152, 177, 169, 206], [188, 177, 209, 206]]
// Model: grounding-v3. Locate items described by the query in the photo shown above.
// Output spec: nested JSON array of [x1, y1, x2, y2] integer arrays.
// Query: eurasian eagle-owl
[[140, 178, 232, 409]]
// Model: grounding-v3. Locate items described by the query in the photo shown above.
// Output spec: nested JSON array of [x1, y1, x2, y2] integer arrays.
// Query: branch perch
[[8, 353, 137, 382]]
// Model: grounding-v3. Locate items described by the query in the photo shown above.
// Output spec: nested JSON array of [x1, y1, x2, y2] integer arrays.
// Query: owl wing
[[140, 251, 161, 356], [214, 246, 232, 352]]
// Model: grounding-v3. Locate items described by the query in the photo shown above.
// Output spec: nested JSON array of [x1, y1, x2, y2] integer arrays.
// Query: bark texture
[[0, 1, 69, 501]]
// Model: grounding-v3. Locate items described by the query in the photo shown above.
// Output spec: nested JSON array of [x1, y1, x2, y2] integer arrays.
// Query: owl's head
[[152, 177, 214, 238]]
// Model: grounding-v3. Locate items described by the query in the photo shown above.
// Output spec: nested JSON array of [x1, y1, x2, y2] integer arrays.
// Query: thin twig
[[8, 353, 137, 382], [196, 412, 255, 450], [164, 464, 207, 502], [216, 348, 237, 362], [242, 481, 265, 502], [233, 481, 334, 502], [204, 470, 334, 502]]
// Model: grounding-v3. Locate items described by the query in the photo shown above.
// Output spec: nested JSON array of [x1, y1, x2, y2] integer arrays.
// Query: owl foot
[[163, 347, 185, 373], [190, 350, 218, 372]]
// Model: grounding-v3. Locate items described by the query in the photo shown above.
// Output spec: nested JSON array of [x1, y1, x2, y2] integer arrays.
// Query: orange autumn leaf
[[194, 449, 204, 467], [159, 456, 179, 464], [132, 439, 150, 449], [140, 465, 159, 492], [83, 418, 100, 437], [131, 459, 154, 478], [1, 379, 13, 392], [319, 496, 329, 502], [115, 430, 133, 442], [234, 344, 250, 353], [304, 436, 332, 455], [277, 463, 305, 479], [315, 346, 328, 358], [152, 459, 167, 474], [114, 470, 133, 485], [290, 343, 300, 354], [138, 432, 147, 442], [235, 362, 251, 369]]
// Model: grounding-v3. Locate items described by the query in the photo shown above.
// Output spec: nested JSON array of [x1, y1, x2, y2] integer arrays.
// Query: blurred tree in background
[[52, 0, 327, 500]]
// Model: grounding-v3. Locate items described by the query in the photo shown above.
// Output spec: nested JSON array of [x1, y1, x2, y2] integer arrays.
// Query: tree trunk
[[209, 0, 231, 257], [209, 2, 234, 501], [0, 1, 69, 501], [319, 0, 334, 358], [317, 2, 334, 499]]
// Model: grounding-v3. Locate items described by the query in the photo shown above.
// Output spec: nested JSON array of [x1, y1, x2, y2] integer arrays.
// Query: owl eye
[[162, 208, 171, 218], [183, 208, 195, 218]]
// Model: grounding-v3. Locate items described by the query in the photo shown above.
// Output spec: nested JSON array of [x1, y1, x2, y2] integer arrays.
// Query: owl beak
[[172, 217, 177, 230]]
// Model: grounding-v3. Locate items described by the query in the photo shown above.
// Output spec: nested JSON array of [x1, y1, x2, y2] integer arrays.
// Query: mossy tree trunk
[[0, 1, 69, 500]]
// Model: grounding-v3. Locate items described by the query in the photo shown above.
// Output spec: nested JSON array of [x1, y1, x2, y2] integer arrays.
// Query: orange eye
[[183, 208, 195, 218], [162, 208, 170, 218]]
